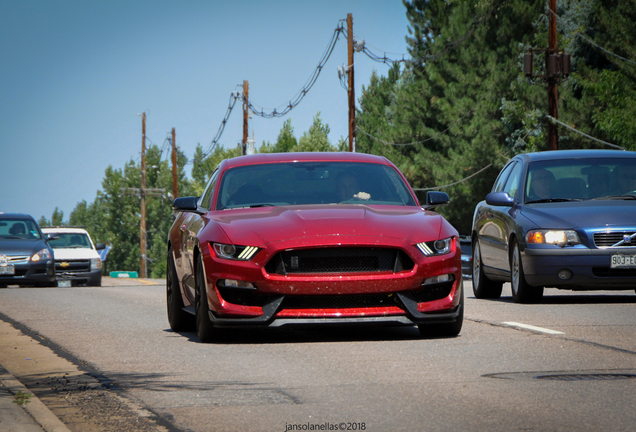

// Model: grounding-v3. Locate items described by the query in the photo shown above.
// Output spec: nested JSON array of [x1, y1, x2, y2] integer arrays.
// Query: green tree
[[357, 0, 544, 233]]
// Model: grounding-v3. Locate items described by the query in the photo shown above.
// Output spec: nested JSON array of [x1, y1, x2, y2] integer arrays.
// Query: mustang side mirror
[[423, 191, 450, 210], [172, 196, 200, 212], [485, 191, 515, 207]]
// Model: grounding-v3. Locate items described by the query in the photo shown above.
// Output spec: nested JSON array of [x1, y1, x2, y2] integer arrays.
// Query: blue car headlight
[[526, 230, 580, 246], [30, 248, 52, 262]]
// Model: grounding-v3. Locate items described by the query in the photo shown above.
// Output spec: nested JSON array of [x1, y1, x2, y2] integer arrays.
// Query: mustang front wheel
[[167, 246, 195, 332], [195, 255, 219, 343]]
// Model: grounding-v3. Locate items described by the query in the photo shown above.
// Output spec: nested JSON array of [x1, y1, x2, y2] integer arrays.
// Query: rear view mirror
[[423, 191, 450, 210], [172, 196, 200, 212]]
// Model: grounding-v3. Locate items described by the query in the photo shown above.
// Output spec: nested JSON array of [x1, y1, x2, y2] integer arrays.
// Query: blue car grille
[[593, 232, 636, 248]]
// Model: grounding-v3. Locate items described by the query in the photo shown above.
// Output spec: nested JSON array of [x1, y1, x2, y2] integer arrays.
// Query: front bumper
[[522, 247, 636, 289], [199, 238, 464, 328], [0, 260, 55, 287]]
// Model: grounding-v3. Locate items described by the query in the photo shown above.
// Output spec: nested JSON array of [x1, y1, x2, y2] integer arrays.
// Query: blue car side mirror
[[485, 191, 514, 207]]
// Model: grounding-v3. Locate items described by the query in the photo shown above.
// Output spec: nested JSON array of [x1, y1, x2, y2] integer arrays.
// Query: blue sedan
[[471, 149, 636, 303]]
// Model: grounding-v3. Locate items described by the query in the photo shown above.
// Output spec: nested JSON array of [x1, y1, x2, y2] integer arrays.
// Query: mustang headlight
[[416, 238, 452, 256], [213, 243, 259, 260], [30, 248, 52, 262], [526, 230, 580, 246]]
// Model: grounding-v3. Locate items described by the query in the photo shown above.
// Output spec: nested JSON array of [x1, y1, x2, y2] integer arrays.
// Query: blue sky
[[1, 0, 410, 221]]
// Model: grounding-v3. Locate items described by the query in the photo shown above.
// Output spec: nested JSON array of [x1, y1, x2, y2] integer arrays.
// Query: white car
[[41, 227, 104, 287]]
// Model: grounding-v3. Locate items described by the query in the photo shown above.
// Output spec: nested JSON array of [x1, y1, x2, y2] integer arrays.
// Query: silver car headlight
[[30, 248, 52, 262], [526, 230, 580, 246]]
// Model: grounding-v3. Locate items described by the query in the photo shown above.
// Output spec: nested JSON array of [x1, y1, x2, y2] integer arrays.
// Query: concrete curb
[[0, 366, 71, 432]]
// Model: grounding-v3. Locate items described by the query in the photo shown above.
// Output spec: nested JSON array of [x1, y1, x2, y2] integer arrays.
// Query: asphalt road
[[1, 278, 635, 432]]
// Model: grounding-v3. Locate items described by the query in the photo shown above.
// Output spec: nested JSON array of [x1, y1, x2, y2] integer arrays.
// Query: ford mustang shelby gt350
[[167, 152, 463, 341]]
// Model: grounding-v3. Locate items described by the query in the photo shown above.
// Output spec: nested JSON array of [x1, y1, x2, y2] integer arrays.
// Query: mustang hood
[[521, 200, 636, 229], [211, 205, 444, 246]]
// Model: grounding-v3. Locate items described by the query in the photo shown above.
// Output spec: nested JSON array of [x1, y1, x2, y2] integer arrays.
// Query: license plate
[[0, 265, 15, 275], [57, 280, 71, 287], [610, 254, 636, 268]]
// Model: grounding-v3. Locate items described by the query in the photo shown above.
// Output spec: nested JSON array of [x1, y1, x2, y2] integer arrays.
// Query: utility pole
[[524, 1, 570, 151], [140, 113, 147, 279], [347, 13, 356, 152], [547, 0, 558, 150], [121, 113, 165, 278], [171, 127, 178, 199], [242, 80, 249, 156]]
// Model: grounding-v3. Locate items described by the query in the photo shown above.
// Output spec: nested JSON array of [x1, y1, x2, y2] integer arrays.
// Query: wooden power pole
[[140, 113, 147, 279], [242, 80, 249, 156], [171, 127, 178, 199], [347, 13, 356, 152], [547, 0, 558, 150]]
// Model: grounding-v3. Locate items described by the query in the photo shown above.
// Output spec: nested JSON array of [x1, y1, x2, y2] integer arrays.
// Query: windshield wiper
[[526, 198, 581, 204], [249, 204, 275, 208], [592, 194, 636, 200]]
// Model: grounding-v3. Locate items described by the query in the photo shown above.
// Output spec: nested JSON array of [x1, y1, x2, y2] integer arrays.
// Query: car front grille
[[54, 260, 91, 275], [593, 232, 636, 248], [2, 255, 29, 264], [592, 267, 636, 277], [264, 247, 414, 275]]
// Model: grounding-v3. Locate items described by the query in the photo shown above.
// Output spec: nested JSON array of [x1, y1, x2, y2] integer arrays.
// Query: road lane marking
[[502, 322, 565, 335]]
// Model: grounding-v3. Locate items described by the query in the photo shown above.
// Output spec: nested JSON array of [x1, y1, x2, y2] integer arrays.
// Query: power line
[[545, 115, 625, 150], [187, 92, 240, 165], [247, 25, 345, 118], [356, 53, 519, 147], [546, 8, 636, 66], [412, 163, 494, 191]]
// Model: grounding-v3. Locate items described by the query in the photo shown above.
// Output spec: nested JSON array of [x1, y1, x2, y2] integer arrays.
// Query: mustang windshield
[[216, 162, 417, 210], [525, 157, 636, 203], [0, 219, 41, 240]]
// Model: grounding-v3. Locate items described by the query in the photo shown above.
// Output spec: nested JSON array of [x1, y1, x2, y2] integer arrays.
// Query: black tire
[[195, 254, 218, 343], [472, 238, 503, 299], [510, 240, 544, 304], [418, 283, 464, 337], [167, 247, 195, 332]]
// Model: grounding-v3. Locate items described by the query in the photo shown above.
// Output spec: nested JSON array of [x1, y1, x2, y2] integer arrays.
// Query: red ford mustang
[[167, 152, 463, 342]]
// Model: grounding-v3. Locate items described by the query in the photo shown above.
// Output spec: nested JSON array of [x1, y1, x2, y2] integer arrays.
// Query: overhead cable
[[356, 53, 519, 147], [546, 8, 636, 66], [188, 92, 240, 165], [545, 115, 625, 150], [247, 25, 345, 118], [412, 163, 494, 191]]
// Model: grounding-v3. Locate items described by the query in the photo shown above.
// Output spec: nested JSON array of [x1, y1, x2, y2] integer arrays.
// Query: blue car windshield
[[0, 219, 41, 239], [216, 162, 417, 210], [526, 158, 636, 202]]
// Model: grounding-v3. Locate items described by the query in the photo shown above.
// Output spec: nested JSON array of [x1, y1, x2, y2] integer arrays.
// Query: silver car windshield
[[0, 219, 41, 240], [216, 162, 417, 210], [526, 157, 636, 203]]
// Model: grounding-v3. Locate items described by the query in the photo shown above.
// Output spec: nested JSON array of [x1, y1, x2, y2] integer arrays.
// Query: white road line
[[503, 321, 565, 335]]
